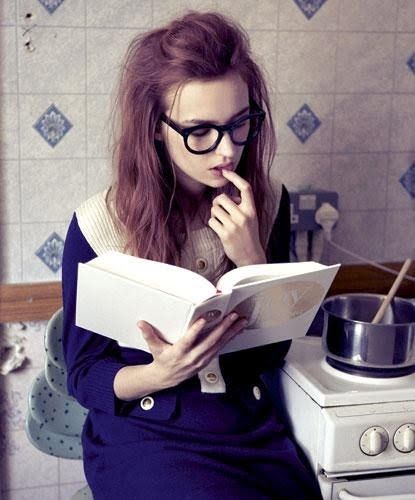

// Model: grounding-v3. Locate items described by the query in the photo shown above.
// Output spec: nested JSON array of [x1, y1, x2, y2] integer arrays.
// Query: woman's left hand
[[208, 169, 266, 267]]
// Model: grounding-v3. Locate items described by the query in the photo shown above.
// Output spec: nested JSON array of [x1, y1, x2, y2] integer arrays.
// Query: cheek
[[164, 135, 197, 169], [231, 147, 245, 168], [164, 133, 184, 160]]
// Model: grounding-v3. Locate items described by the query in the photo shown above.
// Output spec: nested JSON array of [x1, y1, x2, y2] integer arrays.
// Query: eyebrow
[[181, 106, 250, 125]]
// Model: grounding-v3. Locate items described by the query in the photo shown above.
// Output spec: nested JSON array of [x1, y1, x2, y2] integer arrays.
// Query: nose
[[215, 131, 237, 159]]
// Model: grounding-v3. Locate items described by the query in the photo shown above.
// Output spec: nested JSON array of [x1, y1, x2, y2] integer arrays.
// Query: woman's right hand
[[138, 313, 248, 389]]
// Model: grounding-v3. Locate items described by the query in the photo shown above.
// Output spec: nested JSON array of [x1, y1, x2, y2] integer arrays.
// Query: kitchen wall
[[1, 0, 414, 285], [0, 0, 414, 498]]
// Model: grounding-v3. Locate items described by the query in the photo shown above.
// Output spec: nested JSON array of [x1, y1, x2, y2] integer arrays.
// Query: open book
[[75, 251, 340, 355]]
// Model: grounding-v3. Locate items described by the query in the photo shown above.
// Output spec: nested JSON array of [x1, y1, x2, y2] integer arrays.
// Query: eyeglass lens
[[186, 116, 261, 153]]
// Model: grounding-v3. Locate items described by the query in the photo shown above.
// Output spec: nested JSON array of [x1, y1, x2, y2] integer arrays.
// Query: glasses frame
[[159, 101, 266, 155]]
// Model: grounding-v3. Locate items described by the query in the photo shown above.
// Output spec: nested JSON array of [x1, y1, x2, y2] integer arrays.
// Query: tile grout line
[[325, 0, 343, 265], [11, 24, 415, 36], [275, 0, 281, 101], [15, 0, 23, 283], [382, 1, 401, 261]]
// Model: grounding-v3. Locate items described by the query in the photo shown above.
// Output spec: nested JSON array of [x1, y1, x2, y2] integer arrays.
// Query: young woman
[[62, 11, 322, 499]]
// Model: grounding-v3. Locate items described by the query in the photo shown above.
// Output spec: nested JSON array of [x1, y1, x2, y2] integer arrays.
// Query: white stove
[[275, 336, 415, 500]]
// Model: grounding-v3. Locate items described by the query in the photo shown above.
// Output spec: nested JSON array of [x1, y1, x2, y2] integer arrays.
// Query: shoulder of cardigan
[[74, 177, 282, 258], [75, 189, 125, 256]]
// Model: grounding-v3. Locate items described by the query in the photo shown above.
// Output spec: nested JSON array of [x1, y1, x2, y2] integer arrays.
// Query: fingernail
[[230, 312, 239, 320]]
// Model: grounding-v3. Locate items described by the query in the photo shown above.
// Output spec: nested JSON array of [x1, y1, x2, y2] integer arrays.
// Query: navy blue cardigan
[[62, 186, 291, 419]]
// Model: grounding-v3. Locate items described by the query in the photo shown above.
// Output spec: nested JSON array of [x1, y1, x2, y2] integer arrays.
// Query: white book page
[[219, 264, 341, 353], [216, 261, 327, 293], [87, 251, 216, 304]]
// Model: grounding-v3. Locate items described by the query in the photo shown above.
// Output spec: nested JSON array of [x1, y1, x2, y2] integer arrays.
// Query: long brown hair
[[109, 11, 277, 276]]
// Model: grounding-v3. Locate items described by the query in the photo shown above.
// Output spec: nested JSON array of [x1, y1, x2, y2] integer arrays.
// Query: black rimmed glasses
[[160, 102, 266, 155]]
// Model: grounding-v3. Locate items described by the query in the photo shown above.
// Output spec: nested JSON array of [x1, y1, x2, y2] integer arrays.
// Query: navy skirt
[[81, 377, 322, 499]]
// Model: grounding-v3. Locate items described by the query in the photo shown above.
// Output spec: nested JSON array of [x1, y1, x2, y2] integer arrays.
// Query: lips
[[210, 162, 234, 172]]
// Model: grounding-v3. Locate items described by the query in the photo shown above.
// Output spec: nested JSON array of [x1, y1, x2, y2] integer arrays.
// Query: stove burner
[[326, 356, 415, 378]]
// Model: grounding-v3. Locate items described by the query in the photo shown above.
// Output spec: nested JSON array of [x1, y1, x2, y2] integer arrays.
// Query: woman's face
[[160, 71, 249, 196]]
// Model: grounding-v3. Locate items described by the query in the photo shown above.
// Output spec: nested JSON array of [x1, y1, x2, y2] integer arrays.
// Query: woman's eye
[[234, 119, 250, 130], [191, 128, 211, 137]]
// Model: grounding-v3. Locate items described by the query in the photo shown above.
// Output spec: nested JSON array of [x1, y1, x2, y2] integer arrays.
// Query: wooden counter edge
[[328, 260, 415, 298], [0, 281, 62, 323], [0, 261, 414, 324]]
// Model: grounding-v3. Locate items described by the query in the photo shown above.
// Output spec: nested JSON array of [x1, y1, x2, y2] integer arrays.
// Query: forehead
[[165, 71, 249, 121]]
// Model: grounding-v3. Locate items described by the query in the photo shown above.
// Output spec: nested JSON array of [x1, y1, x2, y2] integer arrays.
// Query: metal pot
[[322, 293, 415, 377]]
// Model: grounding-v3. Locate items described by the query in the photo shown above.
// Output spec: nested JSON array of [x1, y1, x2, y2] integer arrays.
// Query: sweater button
[[205, 372, 218, 384], [196, 258, 208, 271], [253, 386, 261, 401], [140, 396, 154, 410]]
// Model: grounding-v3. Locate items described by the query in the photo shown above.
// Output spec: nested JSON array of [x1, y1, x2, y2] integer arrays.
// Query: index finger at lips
[[221, 169, 249, 189], [221, 170, 254, 206]]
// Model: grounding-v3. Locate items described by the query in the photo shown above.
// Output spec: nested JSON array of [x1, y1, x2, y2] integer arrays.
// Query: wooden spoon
[[372, 258, 412, 324]]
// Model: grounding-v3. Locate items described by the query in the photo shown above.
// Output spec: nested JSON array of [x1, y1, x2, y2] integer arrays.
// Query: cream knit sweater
[[75, 181, 282, 393]]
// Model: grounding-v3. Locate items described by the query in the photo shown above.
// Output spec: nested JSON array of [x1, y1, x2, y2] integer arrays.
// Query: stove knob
[[393, 423, 415, 453], [360, 426, 389, 456]]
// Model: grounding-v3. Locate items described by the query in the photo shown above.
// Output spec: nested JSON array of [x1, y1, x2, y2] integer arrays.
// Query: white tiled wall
[[0, 1, 414, 496], [0, 0, 414, 284]]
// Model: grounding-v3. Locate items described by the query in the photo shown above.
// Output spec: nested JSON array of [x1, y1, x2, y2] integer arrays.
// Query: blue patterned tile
[[33, 104, 72, 148], [407, 53, 415, 75], [399, 163, 415, 198], [35, 232, 65, 273], [293, 0, 327, 19], [287, 104, 321, 143], [38, 0, 65, 15]]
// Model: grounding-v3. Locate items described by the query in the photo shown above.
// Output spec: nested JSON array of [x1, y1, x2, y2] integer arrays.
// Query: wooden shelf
[[0, 261, 414, 324]]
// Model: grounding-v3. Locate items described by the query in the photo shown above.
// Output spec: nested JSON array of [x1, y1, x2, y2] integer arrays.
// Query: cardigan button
[[205, 372, 218, 384], [196, 258, 208, 271], [140, 396, 154, 411], [253, 386, 261, 401]]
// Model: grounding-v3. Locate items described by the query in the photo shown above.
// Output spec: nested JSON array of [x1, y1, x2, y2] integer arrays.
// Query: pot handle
[[338, 490, 415, 500]]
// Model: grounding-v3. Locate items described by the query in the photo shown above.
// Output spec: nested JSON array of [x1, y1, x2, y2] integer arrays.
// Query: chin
[[206, 181, 228, 191], [206, 176, 229, 187], [183, 176, 228, 193]]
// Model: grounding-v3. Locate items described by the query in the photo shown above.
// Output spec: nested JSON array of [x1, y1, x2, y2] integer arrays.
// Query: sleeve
[[220, 185, 292, 379], [62, 214, 138, 416]]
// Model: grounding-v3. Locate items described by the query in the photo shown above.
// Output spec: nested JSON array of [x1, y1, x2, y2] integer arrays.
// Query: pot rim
[[322, 293, 415, 327]]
